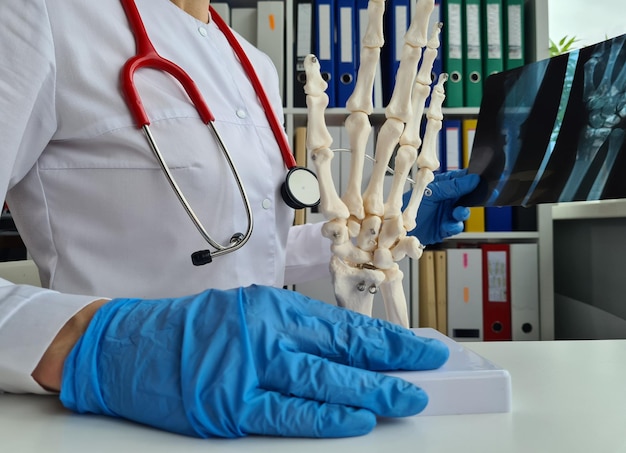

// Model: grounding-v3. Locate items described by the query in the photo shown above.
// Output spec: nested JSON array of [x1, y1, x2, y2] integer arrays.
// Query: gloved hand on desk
[[60, 285, 449, 438], [405, 169, 481, 245]]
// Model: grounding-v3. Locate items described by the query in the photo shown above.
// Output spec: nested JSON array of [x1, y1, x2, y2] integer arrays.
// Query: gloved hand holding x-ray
[[304, 0, 478, 327], [406, 169, 480, 244]]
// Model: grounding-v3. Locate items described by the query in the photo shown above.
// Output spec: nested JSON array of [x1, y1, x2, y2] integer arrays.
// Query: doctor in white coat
[[0, 0, 479, 439]]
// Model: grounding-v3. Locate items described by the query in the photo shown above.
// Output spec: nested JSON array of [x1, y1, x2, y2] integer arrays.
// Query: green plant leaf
[[549, 35, 580, 56]]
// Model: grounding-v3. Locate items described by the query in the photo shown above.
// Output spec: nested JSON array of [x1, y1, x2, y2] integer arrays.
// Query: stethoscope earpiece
[[191, 250, 213, 266], [281, 167, 321, 210]]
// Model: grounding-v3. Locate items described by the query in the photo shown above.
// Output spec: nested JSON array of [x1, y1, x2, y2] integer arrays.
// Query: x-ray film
[[461, 33, 626, 207]]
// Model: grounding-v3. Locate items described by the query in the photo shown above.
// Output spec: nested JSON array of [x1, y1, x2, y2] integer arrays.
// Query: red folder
[[481, 244, 512, 341]]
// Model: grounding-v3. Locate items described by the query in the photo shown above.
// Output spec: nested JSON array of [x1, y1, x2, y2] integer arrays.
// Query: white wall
[[549, 0, 625, 48]]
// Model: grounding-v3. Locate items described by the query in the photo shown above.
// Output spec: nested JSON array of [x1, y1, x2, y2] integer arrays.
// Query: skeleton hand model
[[304, 0, 446, 327]]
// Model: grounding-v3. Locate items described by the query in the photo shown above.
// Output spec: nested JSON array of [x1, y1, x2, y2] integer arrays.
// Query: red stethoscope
[[120, 0, 320, 265]]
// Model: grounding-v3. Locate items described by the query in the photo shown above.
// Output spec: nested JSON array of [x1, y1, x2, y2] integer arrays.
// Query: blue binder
[[485, 206, 513, 231], [294, 0, 314, 108], [382, 0, 411, 105], [335, 0, 357, 107], [426, 0, 443, 107], [442, 118, 463, 172], [355, 0, 384, 108], [314, 0, 336, 107]]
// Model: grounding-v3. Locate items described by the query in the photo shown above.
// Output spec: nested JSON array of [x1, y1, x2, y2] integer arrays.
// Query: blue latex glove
[[60, 285, 449, 438], [404, 169, 480, 245]]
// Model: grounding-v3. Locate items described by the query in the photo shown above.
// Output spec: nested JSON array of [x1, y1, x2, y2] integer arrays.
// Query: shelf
[[551, 199, 626, 220], [445, 231, 539, 241], [284, 107, 480, 116]]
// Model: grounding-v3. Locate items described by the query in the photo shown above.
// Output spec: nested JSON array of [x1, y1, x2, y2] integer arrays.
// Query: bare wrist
[[31, 298, 109, 392]]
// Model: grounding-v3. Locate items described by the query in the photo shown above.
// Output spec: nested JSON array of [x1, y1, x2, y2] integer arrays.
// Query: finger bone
[[417, 74, 447, 170], [402, 168, 435, 231], [405, 0, 435, 47]]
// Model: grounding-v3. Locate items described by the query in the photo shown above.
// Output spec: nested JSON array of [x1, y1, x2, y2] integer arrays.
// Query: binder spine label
[[318, 5, 332, 60], [487, 251, 508, 302], [466, 4, 481, 60], [448, 4, 463, 59], [507, 5, 523, 60], [339, 8, 353, 62], [486, 4, 502, 59], [394, 5, 409, 60]]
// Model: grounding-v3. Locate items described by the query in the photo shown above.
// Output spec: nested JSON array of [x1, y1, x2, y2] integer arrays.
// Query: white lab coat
[[0, 0, 330, 393]]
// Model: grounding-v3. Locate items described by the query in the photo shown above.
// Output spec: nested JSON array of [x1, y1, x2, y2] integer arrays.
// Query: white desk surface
[[2, 340, 626, 453]]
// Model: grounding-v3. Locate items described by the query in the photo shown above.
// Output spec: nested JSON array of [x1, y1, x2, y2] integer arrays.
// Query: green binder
[[462, 0, 483, 107], [482, 0, 504, 78], [503, 0, 525, 69], [442, 0, 464, 107]]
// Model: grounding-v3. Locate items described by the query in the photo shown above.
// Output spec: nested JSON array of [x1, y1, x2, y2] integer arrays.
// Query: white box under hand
[[384, 328, 512, 416]]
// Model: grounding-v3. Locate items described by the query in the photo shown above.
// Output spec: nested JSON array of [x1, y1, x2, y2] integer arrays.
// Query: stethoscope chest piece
[[281, 167, 320, 209]]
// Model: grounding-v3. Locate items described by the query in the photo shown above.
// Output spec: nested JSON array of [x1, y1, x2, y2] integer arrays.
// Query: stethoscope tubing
[[142, 124, 253, 256], [120, 0, 214, 126], [120, 0, 254, 259]]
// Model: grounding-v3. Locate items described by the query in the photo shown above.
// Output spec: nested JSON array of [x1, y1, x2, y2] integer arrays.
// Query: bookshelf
[[4, 1, 554, 337], [284, 0, 554, 340], [213, 0, 553, 338], [538, 200, 626, 340]]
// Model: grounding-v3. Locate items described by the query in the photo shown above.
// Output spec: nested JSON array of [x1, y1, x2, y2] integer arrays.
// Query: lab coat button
[[198, 27, 208, 37], [236, 109, 247, 119], [262, 199, 272, 209]]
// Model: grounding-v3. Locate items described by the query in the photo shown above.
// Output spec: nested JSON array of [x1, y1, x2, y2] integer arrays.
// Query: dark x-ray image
[[461, 33, 626, 207]]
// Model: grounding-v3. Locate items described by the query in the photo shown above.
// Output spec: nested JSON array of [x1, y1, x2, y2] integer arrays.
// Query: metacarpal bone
[[342, 112, 371, 220], [311, 147, 350, 220], [383, 144, 417, 218], [362, 118, 404, 216]]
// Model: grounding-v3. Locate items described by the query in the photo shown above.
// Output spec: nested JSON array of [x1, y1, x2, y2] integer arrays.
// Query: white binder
[[231, 7, 258, 46], [256, 2, 285, 97], [446, 248, 483, 341], [210, 2, 231, 25], [510, 243, 540, 340]]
